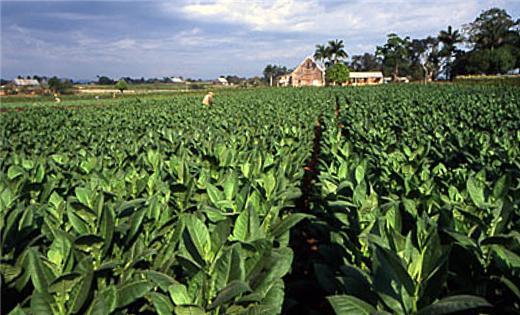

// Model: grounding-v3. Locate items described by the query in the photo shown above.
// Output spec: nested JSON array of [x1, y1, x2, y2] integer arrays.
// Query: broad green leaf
[[417, 295, 491, 315], [466, 176, 485, 208], [174, 306, 206, 315], [30, 292, 53, 315], [169, 283, 192, 305], [75, 187, 93, 208], [147, 292, 174, 315], [327, 295, 377, 315], [70, 259, 94, 314], [186, 215, 211, 262], [116, 280, 153, 308], [27, 248, 48, 293], [7, 305, 26, 315], [208, 280, 251, 309]]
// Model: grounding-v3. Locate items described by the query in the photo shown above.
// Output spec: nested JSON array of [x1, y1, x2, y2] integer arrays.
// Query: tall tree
[[465, 8, 518, 50], [327, 39, 348, 64], [313, 44, 330, 65], [263, 65, 289, 87], [438, 26, 464, 79], [409, 37, 441, 82], [376, 33, 410, 80], [350, 53, 382, 71], [454, 8, 519, 75]]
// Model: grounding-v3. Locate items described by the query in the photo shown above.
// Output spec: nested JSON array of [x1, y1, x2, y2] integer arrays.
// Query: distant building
[[285, 57, 325, 87], [215, 77, 229, 86], [277, 74, 291, 87], [347, 72, 384, 86], [13, 78, 40, 86], [278, 57, 386, 87], [170, 77, 184, 83]]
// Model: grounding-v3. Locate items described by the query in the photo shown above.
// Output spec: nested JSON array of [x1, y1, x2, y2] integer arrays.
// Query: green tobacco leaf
[[467, 176, 485, 208], [74, 234, 104, 252], [70, 259, 94, 314], [27, 248, 49, 293], [146, 270, 179, 292], [7, 305, 27, 315], [100, 206, 114, 257], [169, 283, 192, 305], [173, 306, 206, 315], [7, 165, 24, 180], [48, 272, 82, 294], [87, 285, 117, 315], [490, 245, 520, 269], [327, 295, 378, 315], [30, 292, 53, 315], [206, 183, 223, 205], [147, 292, 174, 315], [186, 215, 211, 262], [372, 244, 415, 313], [116, 280, 153, 308], [75, 187, 93, 208], [492, 174, 510, 200], [355, 163, 365, 185], [231, 206, 263, 243], [208, 280, 251, 309], [417, 295, 491, 315]]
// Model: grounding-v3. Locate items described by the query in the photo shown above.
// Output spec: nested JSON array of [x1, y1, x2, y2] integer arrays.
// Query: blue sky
[[1, 0, 519, 80]]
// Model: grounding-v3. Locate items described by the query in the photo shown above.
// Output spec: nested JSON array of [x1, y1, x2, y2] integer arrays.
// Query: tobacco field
[[1, 85, 519, 315]]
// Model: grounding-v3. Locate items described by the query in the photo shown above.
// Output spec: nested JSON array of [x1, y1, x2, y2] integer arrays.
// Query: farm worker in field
[[202, 91, 214, 106], [54, 93, 61, 103]]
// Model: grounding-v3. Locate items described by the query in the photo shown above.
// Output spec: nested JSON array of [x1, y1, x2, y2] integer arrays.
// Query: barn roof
[[349, 72, 384, 79], [296, 56, 325, 73], [13, 79, 40, 86]]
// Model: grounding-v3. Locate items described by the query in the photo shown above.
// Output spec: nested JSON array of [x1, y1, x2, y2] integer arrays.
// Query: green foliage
[[1, 85, 518, 314], [47, 76, 74, 94], [115, 79, 128, 93], [312, 84, 519, 314], [325, 63, 350, 85], [0, 89, 327, 314]]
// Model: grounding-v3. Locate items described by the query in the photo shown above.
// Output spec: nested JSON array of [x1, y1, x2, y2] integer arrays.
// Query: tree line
[[264, 7, 519, 83], [352, 8, 519, 81]]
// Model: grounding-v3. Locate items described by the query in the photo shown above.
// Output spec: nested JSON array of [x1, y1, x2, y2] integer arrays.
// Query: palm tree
[[327, 39, 348, 64], [438, 26, 463, 79], [313, 44, 330, 65], [438, 26, 463, 55]]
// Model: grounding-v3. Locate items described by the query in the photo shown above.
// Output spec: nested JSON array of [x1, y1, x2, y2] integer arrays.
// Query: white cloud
[[173, 0, 510, 38], [179, 0, 321, 32]]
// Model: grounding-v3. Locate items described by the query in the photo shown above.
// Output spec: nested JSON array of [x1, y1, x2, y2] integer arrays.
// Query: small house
[[170, 77, 184, 83], [215, 77, 229, 86], [347, 72, 384, 86]]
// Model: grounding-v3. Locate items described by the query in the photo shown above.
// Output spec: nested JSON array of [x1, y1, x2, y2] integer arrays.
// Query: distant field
[[0, 86, 258, 109]]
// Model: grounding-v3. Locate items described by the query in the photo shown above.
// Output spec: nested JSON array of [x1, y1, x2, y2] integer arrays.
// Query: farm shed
[[347, 72, 384, 86], [277, 74, 291, 87], [13, 79, 40, 86], [282, 57, 325, 87], [170, 77, 184, 83], [215, 77, 229, 86]]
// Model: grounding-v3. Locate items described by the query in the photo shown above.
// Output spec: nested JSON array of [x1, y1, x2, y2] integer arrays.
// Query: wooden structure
[[280, 57, 324, 87], [347, 72, 384, 86]]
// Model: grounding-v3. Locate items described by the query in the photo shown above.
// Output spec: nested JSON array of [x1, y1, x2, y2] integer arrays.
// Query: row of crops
[[1, 90, 333, 315], [303, 85, 520, 314], [1, 85, 519, 314]]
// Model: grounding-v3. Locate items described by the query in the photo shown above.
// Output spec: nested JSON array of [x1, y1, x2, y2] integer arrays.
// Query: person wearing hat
[[202, 91, 214, 106]]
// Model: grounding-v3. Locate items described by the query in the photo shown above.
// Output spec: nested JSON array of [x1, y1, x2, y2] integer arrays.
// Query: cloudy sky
[[1, 0, 519, 80]]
